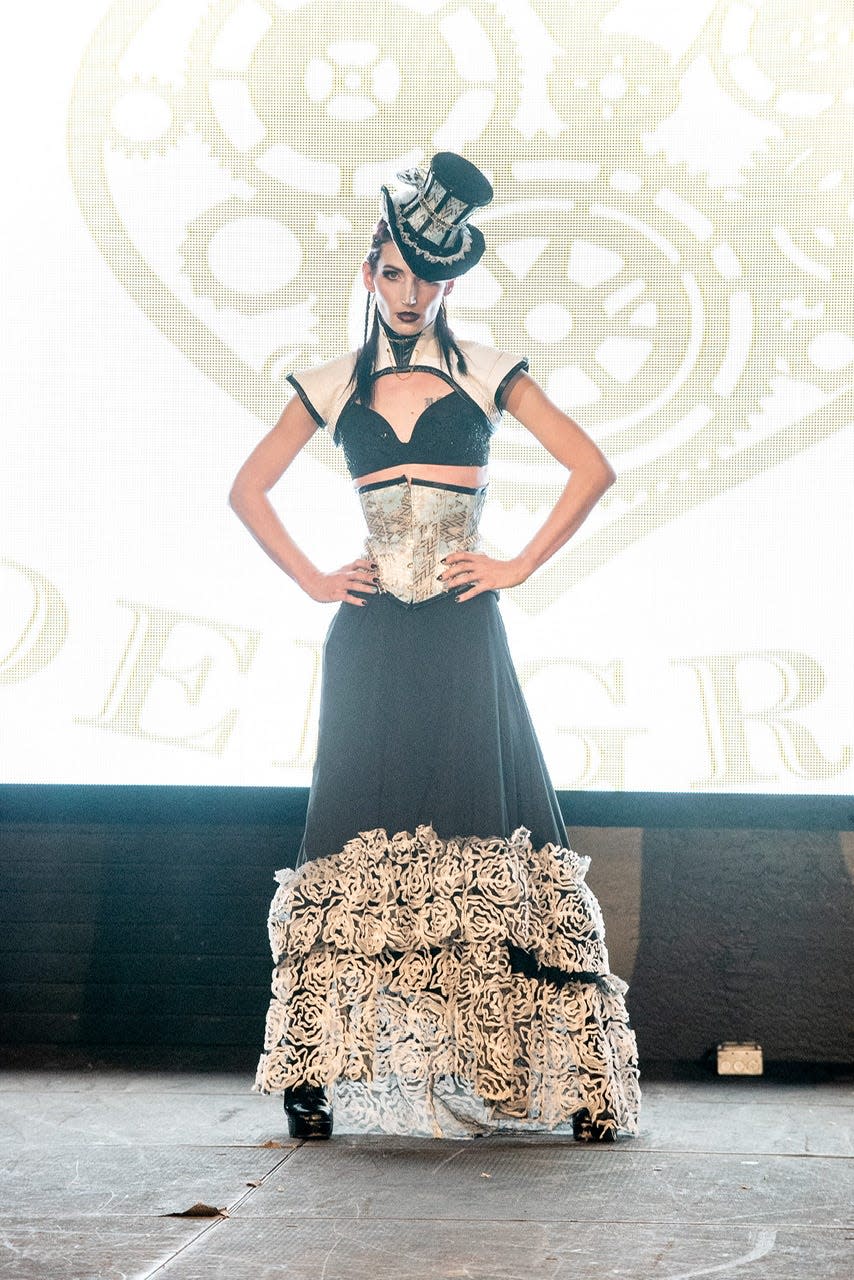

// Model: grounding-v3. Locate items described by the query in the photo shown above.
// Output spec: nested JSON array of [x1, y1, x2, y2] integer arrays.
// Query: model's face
[[362, 240, 454, 334]]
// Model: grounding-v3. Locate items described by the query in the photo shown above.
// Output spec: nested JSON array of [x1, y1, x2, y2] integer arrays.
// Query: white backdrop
[[2, 0, 852, 792]]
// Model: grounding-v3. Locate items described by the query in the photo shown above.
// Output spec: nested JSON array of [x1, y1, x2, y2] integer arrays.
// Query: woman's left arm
[[441, 372, 616, 601]]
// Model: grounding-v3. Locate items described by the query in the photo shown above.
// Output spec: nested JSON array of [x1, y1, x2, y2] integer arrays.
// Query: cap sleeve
[[455, 341, 529, 424], [284, 353, 356, 440], [286, 373, 325, 428], [492, 354, 529, 411]]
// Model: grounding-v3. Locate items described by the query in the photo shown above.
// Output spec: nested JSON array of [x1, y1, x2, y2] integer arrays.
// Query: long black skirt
[[300, 590, 567, 862], [256, 590, 640, 1137]]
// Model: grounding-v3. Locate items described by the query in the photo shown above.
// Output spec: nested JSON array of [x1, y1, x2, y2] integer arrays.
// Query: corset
[[358, 477, 487, 605]]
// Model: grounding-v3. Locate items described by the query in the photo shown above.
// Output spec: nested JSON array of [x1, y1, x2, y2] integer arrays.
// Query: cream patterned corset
[[358, 477, 487, 605]]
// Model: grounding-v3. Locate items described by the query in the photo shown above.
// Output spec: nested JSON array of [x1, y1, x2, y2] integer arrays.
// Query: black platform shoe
[[283, 1083, 333, 1140], [572, 1109, 616, 1143]]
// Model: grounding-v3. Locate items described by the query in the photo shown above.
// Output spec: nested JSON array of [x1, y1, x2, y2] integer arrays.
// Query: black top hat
[[381, 152, 493, 282]]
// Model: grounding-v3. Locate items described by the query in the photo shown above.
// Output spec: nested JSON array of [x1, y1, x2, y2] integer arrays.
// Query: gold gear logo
[[69, 0, 854, 606]]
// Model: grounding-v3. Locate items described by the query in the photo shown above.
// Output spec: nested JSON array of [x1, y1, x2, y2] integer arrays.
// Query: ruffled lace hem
[[254, 825, 640, 1136]]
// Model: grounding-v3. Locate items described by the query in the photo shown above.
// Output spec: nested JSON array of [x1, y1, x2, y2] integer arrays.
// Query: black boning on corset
[[357, 475, 485, 495]]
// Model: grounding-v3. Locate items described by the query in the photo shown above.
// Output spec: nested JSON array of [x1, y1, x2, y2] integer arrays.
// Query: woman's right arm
[[228, 396, 377, 606]]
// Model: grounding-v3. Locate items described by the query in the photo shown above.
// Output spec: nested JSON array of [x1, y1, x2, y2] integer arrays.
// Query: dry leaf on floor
[[161, 1203, 229, 1218], [260, 1139, 285, 1148]]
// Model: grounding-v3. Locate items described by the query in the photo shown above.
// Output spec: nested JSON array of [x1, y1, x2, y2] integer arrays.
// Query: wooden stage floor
[[0, 1068, 851, 1279]]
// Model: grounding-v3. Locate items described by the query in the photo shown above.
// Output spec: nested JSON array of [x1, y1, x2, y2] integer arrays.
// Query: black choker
[[380, 319, 420, 370]]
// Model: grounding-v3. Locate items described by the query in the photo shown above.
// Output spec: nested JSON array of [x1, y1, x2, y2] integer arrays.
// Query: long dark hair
[[351, 220, 468, 407]]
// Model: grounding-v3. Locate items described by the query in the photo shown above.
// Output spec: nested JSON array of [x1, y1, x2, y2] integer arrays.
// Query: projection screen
[[2, 0, 852, 794]]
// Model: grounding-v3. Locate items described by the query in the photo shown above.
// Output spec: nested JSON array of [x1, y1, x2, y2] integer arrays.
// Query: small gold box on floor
[[716, 1042, 764, 1075]]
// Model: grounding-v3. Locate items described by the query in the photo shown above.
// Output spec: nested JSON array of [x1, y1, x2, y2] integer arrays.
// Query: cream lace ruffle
[[254, 825, 640, 1137]]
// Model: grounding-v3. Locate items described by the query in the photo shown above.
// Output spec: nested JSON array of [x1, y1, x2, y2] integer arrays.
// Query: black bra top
[[334, 376, 495, 479]]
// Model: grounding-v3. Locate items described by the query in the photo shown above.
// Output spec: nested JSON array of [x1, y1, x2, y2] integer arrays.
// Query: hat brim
[[381, 186, 485, 282]]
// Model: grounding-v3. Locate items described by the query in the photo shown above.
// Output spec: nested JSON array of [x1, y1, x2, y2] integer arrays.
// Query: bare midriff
[[353, 462, 488, 489]]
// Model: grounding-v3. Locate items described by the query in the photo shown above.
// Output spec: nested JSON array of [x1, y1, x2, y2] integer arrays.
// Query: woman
[[231, 153, 640, 1142]]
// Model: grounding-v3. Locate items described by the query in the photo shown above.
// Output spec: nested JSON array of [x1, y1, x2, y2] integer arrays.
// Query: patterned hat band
[[404, 190, 467, 236], [394, 216, 472, 266]]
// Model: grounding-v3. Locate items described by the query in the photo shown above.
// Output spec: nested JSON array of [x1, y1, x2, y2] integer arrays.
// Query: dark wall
[[1, 789, 852, 1066], [0, 818, 290, 1054]]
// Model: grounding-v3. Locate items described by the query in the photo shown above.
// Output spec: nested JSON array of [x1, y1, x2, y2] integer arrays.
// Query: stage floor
[[0, 1068, 851, 1279]]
